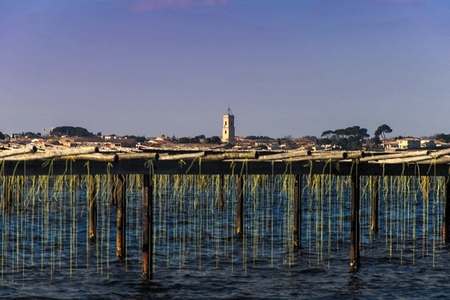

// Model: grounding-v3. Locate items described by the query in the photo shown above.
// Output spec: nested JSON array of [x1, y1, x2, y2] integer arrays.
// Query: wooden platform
[[0, 146, 449, 176]]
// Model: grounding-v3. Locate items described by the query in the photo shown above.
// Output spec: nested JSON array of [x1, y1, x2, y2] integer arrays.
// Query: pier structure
[[1, 146, 450, 279]]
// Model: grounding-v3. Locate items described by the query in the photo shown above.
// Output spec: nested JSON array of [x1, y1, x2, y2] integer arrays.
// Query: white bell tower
[[221, 108, 235, 144]]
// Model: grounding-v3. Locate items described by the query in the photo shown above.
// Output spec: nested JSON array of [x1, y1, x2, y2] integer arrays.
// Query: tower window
[[225, 121, 227, 126], [225, 130, 227, 134]]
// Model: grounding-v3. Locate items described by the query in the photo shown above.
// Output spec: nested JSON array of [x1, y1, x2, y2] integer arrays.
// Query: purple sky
[[1, 0, 449, 137]]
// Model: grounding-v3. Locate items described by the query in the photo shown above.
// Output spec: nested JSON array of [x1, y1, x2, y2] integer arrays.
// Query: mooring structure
[[1, 146, 450, 279]]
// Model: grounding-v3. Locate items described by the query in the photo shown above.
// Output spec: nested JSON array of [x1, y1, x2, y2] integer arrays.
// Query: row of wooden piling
[[224, 169, 450, 273], [8, 167, 447, 280], [82, 170, 450, 279], [84, 174, 153, 279]]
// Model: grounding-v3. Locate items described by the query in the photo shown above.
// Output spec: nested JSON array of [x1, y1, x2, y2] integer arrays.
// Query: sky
[[0, 0, 449, 138]]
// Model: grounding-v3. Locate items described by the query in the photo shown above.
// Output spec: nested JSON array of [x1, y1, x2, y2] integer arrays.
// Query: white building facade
[[222, 108, 235, 144]]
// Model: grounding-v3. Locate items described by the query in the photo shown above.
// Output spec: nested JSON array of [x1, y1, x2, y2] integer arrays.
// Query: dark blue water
[[1, 175, 449, 299], [3, 247, 450, 299]]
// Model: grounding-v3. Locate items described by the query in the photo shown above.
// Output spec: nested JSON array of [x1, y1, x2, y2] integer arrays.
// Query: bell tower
[[222, 108, 235, 144]]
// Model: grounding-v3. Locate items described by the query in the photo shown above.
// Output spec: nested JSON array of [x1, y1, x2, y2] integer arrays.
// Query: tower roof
[[225, 107, 234, 116]]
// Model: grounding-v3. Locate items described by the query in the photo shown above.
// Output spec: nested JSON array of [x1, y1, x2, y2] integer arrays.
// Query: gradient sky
[[1, 0, 449, 137]]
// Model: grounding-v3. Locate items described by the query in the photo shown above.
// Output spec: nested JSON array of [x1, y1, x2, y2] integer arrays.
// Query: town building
[[398, 138, 421, 150], [382, 139, 399, 151], [420, 139, 436, 150], [221, 108, 235, 144]]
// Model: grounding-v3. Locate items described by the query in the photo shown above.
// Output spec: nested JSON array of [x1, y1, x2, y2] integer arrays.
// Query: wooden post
[[142, 174, 154, 280], [3, 177, 12, 212], [115, 175, 126, 260], [370, 177, 379, 235], [88, 175, 97, 242], [293, 175, 302, 249], [350, 163, 360, 272], [236, 175, 244, 238], [444, 177, 450, 243], [218, 175, 225, 210], [15, 177, 23, 208], [111, 183, 117, 207]]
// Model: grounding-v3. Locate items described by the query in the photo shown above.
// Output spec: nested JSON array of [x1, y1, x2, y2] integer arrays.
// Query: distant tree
[[195, 135, 206, 141], [319, 125, 369, 150], [435, 133, 450, 143], [136, 136, 146, 143], [208, 136, 222, 144], [50, 126, 94, 137], [301, 136, 319, 143], [177, 135, 222, 144], [124, 135, 146, 143], [320, 138, 332, 145], [372, 135, 381, 146], [374, 124, 392, 140], [20, 132, 41, 138], [245, 136, 273, 141], [0, 132, 5, 140], [321, 130, 334, 138], [177, 137, 193, 144]]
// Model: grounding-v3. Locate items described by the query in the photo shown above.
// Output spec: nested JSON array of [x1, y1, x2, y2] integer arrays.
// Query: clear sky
[[1, 0, 449, 138]]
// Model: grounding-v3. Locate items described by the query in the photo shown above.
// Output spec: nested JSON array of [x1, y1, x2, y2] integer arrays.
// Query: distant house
[[312, 144, 324, 151], [31, 138, 46, 149], [398, 138, 420, 150], [420, 139, 436, 150], [295, 137, 317, 151], [382, 139, 399, 151], [435, 140, 450, 149], [268, 143, 281, 150], [59, 138, 77, 148], [103, 135, 117, 141]]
